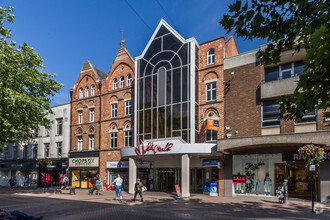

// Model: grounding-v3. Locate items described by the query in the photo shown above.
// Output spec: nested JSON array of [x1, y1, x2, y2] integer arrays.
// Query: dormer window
[[127, 74, 132, 86], [113, 78, 118, 90], [85, 87, 89, 97], [207, 48, 215, 65], [120, 76, 124, 88], [79, 88, 83, 99], [91, 85, 95, 96]]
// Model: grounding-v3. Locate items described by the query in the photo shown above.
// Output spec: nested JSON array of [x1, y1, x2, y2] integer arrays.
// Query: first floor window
[[78, 137, 83, 151], [13, 146, 18, 159], [206, 82, 217, 102], [91, 85, 95, 96], [111, 103, 117, 118], [44, 143, 50, 158], [56, 142, 62, 157], [23, 145, 28, 159], [206, 130, 217, 142], [262, 100, 280, 127], [111, 132, 117, 148], [33, 144, 38, 159], [78, 110, 83, 124], [56, 118, 63, 135], [89, 135, 95, 150], [79, 88, 83, 98], [90, 108, 95, 122], [125, 100, 132, 116], [125, 131, 132, 147], [295, 110, 317, 124], [127, 74, 132, 86]]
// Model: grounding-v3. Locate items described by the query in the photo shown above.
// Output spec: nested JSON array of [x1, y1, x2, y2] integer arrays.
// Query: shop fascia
[[69, 157, 99, 167]]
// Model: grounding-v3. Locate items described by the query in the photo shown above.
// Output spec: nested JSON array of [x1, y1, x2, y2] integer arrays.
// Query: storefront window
[[71, 170, 80, 188]]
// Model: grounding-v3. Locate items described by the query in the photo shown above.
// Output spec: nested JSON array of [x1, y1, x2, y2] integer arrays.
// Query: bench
[[55, 186, 76, 195]]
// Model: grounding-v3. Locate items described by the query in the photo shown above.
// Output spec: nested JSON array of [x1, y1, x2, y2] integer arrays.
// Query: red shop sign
[[232, 175, 246, 183], [135, 139, 173, 155]]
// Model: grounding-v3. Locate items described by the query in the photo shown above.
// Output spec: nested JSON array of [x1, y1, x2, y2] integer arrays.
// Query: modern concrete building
[[38, 103, 70, 186], [219, 47, 330, 202]]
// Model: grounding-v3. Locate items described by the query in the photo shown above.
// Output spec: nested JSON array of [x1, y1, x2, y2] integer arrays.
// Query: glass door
[[81, 171, 88, 188]]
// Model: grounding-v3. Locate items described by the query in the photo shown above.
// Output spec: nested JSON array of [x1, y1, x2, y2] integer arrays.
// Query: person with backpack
[[133, 178, 144, 202]]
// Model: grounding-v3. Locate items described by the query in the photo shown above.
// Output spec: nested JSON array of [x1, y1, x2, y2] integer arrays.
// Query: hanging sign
[[232, 175, 246, 183], [135, 139, 173, 155], [207, 119, 219, 131], [309, 165, 316, 172]]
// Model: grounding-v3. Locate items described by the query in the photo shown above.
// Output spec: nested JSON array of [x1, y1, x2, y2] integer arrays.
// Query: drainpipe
[[98, 83, 102, 177]]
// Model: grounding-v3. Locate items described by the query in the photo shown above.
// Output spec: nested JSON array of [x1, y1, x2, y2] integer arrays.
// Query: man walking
[[133, 178, 144, 202], [112, 174, 123, 202]]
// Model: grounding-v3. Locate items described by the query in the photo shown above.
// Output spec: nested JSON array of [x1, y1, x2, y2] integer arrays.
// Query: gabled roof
[[107, 40, 134, 75], [80, 60, 107, 81], [136, 19, 199, 60]]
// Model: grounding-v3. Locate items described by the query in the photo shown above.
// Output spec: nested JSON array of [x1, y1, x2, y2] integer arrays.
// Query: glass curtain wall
[[136, 25, 192, 143]]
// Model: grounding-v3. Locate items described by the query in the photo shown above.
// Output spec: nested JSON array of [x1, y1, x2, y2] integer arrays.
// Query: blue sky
[[2, 0, 267, 105]]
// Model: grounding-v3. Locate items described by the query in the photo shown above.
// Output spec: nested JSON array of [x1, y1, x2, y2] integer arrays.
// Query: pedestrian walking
[[96, 177, 101, 195], [8, 177, 15, 190], [112, 174, 123, 201], [281, 179, 288, 204], [133, 178, 144, 202], [23, 177, 28, 188]]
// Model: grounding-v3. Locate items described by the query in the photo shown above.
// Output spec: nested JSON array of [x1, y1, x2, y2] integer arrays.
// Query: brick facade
[[70, 41, 134, 185]]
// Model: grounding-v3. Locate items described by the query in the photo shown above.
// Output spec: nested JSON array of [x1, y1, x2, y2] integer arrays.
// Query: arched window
[[85, 87, 89, 97], [113, 78, 118, 90], [207, 48, 215, 65], [91, 85, 95, 96], [127, 74, 132, 86], [120, 76, 124, 88], [79, 88, 83, 99]]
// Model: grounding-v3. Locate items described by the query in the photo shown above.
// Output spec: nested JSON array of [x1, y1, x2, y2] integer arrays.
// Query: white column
[[128, 157, 137, 194], [181, 154, 190, 197]]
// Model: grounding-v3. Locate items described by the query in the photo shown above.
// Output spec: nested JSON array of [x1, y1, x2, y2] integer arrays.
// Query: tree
[[220, 0, 329, 120], [0, 6, 63, 148]]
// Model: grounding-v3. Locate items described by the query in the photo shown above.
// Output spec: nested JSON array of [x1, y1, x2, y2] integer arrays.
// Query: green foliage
[[0, 6, 63, 148], [220, 0, 329, 120]]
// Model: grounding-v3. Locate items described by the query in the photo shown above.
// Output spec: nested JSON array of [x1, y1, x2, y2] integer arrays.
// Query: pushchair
[[276, 187, 285, 203], [88, 187, 96, 195]]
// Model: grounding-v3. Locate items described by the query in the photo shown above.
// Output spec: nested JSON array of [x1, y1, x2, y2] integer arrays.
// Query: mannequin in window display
[[264, 172, 272, 196], [255, 179, 260, 194], [245, 172, 252, 193], [235, 172, 242, 194]]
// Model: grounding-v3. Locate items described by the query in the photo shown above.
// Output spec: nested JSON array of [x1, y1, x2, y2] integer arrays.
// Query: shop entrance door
[[158, 168, 178, 192], [190, 168, 203, 193], [275, 163, 320, 201]]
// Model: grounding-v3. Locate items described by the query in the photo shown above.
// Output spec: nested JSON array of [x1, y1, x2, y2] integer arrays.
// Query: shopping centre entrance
[[275, 162, 320, 200]]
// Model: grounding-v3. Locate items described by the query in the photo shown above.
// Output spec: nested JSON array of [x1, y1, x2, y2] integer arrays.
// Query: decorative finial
[[120, 29, 125, 47]]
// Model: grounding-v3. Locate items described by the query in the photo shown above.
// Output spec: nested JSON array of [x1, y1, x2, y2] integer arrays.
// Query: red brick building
[[219, 48, 330, 201], [69, 40, 134, 189]]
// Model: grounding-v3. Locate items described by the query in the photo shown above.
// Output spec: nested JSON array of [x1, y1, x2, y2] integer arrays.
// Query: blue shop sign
[[202, 159, 219, 167]]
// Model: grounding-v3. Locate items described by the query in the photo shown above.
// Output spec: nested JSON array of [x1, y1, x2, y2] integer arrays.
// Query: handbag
[[142, 186, 147, 192]]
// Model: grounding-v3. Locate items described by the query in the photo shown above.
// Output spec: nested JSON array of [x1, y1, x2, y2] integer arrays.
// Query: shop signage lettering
[[135, 139, 173, 155], [283, 151, 330, 162], [69, 157, 99, 167], [232, 175, 246, 183]]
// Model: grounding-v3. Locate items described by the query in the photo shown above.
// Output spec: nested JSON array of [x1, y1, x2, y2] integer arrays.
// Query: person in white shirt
[[112, 174, 123, 201]]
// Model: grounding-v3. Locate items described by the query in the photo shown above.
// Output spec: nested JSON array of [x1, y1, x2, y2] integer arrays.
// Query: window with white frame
[[120, 76, 124, 88], [113, 78, 118, 90], [127, 74, 132, 86], [295, 110, 317, 124], [110, 132, 117, 148], [56, 118, 63, 135], [207, 48, 215, 65], [111, 103, 117, 118], [33, 144, 38, 159], [78, 110, 83, 124], [125, 131, 132, 147], [262, 100, 281, 127], [85, 87, 89, 97], [45, 128, 50, 137], [90, 108, 94, 122], [44, 143, 50, 158], [78, 136, 83, 151], [125, 100, 132, 116], [265, 61, 305, 82], [91, 85, 95, 96], [56, 142, 62, 157], [79, 88, 83, 99], [89, 135, 94, 150], [205, 129, 217, 142], [206, 82, 217, 102]]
